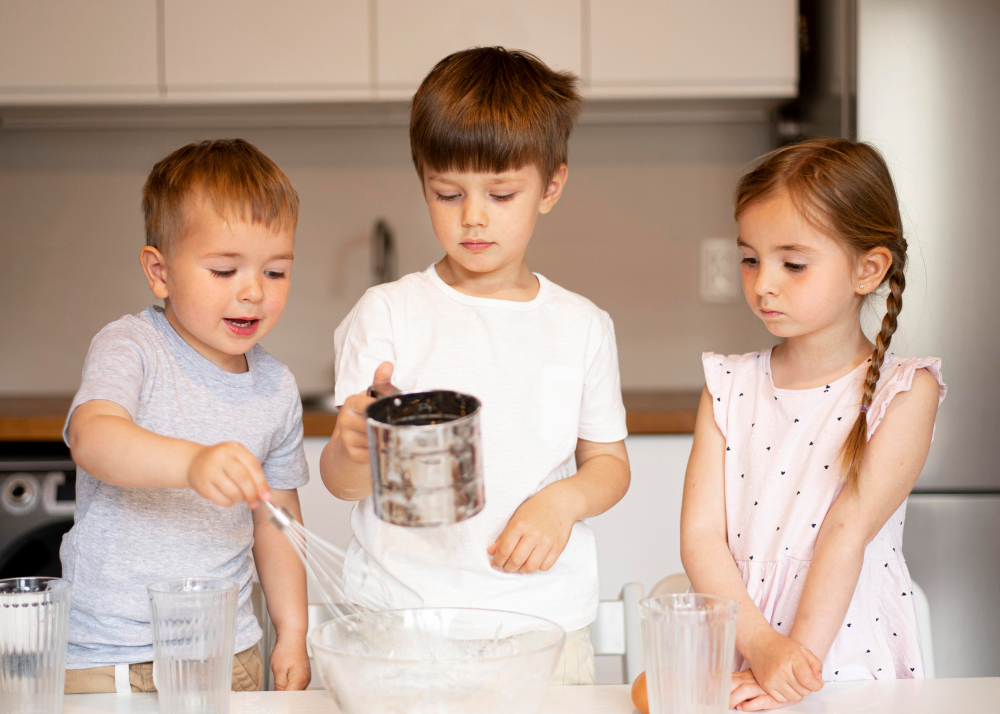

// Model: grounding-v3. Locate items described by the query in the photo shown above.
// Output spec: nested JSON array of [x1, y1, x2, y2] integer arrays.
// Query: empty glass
[[148, 577, 238, 714], [640, 593, 738, 714], [0, 577, 72, 714]]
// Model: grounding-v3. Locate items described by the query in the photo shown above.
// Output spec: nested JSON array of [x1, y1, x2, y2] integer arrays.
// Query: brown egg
[[630, 671, 649, 714]]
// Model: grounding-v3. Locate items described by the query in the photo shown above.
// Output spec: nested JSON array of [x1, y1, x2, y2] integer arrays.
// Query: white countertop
[[62, 678, 1000, 713]]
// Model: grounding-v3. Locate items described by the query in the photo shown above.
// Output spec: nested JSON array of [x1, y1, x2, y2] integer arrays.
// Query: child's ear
[[856, 246, 893, 296], [538, 164, 568, 215], [140, 246, 170, 299]]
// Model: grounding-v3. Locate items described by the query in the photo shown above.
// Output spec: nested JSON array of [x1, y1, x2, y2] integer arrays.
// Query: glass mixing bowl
[[309, 607, 565, 714]]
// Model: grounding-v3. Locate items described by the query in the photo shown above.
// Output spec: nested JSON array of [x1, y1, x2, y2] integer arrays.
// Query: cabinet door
[[163, 0, 370, 102], [376, 0, 581, 99], [589, 0, 798, 98], [0, 0, 158, 105]]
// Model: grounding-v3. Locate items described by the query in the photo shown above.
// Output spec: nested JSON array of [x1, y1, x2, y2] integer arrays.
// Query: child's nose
[[237, 275, 264, 303], [754, 267, 779, 296], [461, 198, 489, 228]]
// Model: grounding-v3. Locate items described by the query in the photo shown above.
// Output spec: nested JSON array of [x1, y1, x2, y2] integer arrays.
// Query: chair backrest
[[589, 581, 644, 683], [911, 580, 935, 678], [648, 572, 691, 597]]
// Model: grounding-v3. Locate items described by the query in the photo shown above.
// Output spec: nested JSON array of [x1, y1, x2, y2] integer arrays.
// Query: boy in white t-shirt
[[320, 47, 631, 685]]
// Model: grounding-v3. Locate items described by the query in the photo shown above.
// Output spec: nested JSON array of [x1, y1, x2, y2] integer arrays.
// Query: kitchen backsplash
[[0, 119, 777, 395]]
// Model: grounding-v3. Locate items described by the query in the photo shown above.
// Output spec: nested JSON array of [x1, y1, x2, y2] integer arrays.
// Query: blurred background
[[1, 0, 997, 684]]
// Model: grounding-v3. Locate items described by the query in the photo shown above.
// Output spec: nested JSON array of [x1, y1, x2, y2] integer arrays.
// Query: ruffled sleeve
[[702, 352, 731, 439], [867, 356, 947, 441]]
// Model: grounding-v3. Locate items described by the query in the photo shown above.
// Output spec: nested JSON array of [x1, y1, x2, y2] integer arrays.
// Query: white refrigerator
[[858, 0, 1000, 678]]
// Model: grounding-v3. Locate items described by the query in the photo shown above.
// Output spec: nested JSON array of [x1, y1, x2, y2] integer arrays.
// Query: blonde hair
[[142, 139, 298, 253], [735, 138, 906, 491]]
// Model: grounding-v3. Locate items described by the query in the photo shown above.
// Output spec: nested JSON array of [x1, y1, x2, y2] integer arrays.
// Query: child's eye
[[491, 193, 516, 202], [435, 193, 460, 202], [785, 262, 806, 272], [265, 270, 286, 279], [210, 269, 236, 278], [741, 257, 758, 267]]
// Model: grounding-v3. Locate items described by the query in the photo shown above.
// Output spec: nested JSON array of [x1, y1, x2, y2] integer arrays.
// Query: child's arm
[[319, 362, 396, 500], [487, 438, 630, 574], [681, 387, 823, 709], [67, 399, 271, 506], [251, 488, 311, 691], [787, 370, 940, 662]]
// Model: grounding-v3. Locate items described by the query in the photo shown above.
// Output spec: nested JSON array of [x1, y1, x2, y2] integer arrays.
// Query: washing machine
[[0, 442, 76, 578]]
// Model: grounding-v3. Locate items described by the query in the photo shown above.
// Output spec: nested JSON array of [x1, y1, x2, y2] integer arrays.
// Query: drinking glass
[[0, 577, 72, 714], [148, 577, 238, 714], [640, 593, 738, 714]]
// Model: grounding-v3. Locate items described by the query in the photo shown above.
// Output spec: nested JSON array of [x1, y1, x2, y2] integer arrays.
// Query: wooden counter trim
[[0, 391, 701, 441]]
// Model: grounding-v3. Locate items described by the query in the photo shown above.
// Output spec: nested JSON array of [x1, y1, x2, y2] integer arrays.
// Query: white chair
[[588, 581, 645, 683], [648, 572, 691, 597], [643, 573, 937, 679]]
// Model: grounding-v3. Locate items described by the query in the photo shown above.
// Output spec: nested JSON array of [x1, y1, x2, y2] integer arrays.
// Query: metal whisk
[[263, 500, 423, 626]]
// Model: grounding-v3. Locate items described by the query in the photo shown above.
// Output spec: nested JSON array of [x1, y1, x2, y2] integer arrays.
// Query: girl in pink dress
[[680, 138, 946, 711]]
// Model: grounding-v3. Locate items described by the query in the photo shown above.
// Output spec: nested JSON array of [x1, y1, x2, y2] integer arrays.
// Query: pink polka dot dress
[[703, 348, 946, 681]]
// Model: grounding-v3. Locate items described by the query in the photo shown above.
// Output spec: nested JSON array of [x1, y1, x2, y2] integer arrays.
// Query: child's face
[[421, 164, 566, 275], [737, 191, 863, 339], [141, 194, 295, 371]]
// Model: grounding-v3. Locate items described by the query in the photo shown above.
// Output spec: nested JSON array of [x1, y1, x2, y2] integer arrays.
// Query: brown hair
[[734, 137, 906, 491], [142, 139, 298, 253], [409, 46, 582, 182]]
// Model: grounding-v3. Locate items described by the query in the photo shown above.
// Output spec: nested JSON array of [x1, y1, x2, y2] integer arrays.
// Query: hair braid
[[840, 265, 906, 490]]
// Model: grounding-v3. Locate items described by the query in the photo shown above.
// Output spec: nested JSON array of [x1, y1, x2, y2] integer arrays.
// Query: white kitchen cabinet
[[375, 0, 582, 100], [0, 0, 159, 105], [588, 0, 799, 98], [163, 0, 371, 103]]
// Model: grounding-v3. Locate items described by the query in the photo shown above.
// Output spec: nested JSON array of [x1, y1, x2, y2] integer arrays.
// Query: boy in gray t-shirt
[[61, 140, 310, 693]]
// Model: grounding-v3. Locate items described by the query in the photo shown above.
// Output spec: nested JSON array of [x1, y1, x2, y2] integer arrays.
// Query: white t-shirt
[[333, 264, 628, 631]]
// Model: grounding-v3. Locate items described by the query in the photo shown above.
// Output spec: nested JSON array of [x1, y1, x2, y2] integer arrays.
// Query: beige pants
[[64, 644, 262, 694], [551, 627, 596, 686]]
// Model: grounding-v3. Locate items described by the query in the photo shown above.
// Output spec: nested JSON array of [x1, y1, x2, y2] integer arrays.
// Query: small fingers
[[204, 482, 235, 508], [231, 445, 270, 504], [490, 531, 519, 570], [730, 682, 766, 709], [518, 544, 548, 574], [799, 647, 826, 689], [502, 536, 535, 573], [538, 545, 561, 572], [739, 693, 784, 712]]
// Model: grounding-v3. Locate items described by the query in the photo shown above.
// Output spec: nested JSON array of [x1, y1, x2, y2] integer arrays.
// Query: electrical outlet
[[699, 237, 741, 303]]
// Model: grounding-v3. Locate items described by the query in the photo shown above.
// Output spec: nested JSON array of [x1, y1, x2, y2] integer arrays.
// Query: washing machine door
[[0, 519, 74, 578], [1, 452, 77, 578]]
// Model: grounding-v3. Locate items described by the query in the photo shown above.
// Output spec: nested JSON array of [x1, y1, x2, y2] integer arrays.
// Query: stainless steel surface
[[903, 495, 1000, 677], [366, 390, 484, 527], [859, 0, 1000, 677]]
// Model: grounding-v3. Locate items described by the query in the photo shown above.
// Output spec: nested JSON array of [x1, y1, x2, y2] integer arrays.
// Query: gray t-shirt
[[60, 306, 308, 668]]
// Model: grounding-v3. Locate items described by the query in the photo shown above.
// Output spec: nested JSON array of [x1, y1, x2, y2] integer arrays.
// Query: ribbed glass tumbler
[[639, 593, 738, 714], [0, 577, 72, 714], [148, 577, 238, 714]]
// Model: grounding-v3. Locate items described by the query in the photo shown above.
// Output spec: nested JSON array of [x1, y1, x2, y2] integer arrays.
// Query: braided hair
[[734, 138, 907, 491]]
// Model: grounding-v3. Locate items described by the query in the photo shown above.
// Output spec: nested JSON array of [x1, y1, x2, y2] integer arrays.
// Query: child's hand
[[331, 362, 397, 466], [730, 669, 785, 711], [186, 442, 271, 508], [269, 633, 311, 691], [743, 629, 824, 706], [487, 486, 578, 573]]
